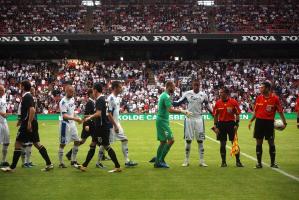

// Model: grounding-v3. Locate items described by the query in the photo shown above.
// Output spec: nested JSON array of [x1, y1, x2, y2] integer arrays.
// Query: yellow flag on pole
[[230, 132, 240, 157]]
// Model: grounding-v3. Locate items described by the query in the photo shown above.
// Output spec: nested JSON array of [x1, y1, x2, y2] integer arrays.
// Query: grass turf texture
[[1, 120, 298, 200]]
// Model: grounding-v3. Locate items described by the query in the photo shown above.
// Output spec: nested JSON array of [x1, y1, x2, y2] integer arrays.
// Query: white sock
[[198, 141, 204, 162], [71, 145, 79, 162], [25, 145, 32, 164], [122, 141, 129, 162], [58, 148, 64, 164], [185, 141, 191, 162], [97, 145, 104, 164], [2, 144, 8, 162]]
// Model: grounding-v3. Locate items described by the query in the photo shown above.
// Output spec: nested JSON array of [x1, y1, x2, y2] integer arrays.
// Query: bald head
[[0, 85, 5, 97], [65, 85, 75, 98], [165, 81, 175, 94]]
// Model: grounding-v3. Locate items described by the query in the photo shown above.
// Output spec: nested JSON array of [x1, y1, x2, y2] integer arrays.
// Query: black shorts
[[81, 122, 96, 139], [16, 120, 40, 143], [217, 121, 236, 141], [254, 118, 274, 140], [92, 126, 110, 146]]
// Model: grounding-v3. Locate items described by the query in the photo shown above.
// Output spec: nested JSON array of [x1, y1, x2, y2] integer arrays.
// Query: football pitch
[[1, 120, 299, 200]]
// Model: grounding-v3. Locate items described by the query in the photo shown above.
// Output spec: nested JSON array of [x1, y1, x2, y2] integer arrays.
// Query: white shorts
[[59, 121, 80, 145], [184, 117, 205, 141], [0, 122, 10, 144], [109, 122, 127, 143]]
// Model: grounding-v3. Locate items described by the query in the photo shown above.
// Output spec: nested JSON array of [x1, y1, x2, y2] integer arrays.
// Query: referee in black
[[1, 80, 53, 172], [76, 83, 121, 172]]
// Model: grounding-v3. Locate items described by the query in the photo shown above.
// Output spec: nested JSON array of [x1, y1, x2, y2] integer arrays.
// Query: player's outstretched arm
[[84, 110, 101, 122], [168, 107, 192, 117], [172, 96, 187, 107], [62, 113, 82, 124]]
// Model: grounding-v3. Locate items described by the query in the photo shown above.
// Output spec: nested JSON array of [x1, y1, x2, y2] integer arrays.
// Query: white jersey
[[107, 93, 121, 123], [59, 96, 76, 123], [0, 95, 7, 123], [174, 90, 209, 118]]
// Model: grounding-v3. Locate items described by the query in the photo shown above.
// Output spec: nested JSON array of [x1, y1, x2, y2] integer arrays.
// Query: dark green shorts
[[156, 119, 173, 141]]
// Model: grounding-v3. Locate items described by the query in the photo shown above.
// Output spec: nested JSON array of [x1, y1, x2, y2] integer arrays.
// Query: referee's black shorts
[[16, 120, 40, 143], [254, 118, 274, 140], [217, 121, 236, 141]]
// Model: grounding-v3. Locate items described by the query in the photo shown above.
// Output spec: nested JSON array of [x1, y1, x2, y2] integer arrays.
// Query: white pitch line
[[173, 121, 299, 183]]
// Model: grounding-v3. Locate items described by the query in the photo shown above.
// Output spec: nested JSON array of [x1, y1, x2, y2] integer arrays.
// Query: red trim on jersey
[[254, 93, 283, 120], [213, 98, 241, 122]]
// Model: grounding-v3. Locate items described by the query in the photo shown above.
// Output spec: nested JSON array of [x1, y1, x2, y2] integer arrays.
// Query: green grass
[[1, 120, 299, 200]]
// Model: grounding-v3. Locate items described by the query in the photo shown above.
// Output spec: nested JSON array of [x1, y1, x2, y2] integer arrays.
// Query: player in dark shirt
[[75, 83, 121, 173], [1, 80, 53, 172]]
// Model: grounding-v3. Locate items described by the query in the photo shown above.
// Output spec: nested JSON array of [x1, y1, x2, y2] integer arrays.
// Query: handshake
[[74, 116, 83, 124], [181, 110, 193, 118]]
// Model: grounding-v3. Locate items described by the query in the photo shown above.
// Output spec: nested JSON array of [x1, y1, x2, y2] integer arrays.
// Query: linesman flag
[[230, 132, 240, 157]]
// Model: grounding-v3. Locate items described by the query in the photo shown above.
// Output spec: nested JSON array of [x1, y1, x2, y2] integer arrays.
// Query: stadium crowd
[[1, 59, 298, 114], [214, 3, 299, 33], [0, 0, 298, 34], [91, 4, 209, 33]]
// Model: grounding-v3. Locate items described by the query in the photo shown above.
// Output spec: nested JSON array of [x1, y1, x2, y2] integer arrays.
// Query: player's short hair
[[165, 81, 174, 89], [111, 81, 121, 90], [21, 80, 31, 92], [93, 82, 103, 93], [262, 81, 272, 90], [221, 86, 230, 94], [87, 88, 93, 97]]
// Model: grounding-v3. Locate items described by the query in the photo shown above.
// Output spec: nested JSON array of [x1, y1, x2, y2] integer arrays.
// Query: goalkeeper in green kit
[[151, 81, 192, 168]]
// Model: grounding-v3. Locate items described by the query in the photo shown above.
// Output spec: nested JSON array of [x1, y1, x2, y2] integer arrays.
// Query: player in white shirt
[[58, 85, 82, 168], [98, 81, 138, 167], [0, 85, 10, 167], [173, 80, 213, 167]]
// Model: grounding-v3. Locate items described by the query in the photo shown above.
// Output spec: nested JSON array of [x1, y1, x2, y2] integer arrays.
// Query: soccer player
[[76, 83, 121, 173], [58, 85, 82, 168], [100, 81, 138, 167], [248, 81, 287, 168], [1, 80, 53, 172], [173, 80, 212, 167], [21, 87, 37, 168], [213, 87, 244, 167], [0, 85, 10, 167], [154, 81, 192, 168]]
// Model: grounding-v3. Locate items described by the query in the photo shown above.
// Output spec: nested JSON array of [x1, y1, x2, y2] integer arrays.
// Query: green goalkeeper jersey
[[157, 91, 172, 121]]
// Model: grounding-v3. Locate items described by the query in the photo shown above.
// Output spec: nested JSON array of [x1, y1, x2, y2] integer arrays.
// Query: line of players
[[0, 80, 298, 172], [0, 81, 138, 172]]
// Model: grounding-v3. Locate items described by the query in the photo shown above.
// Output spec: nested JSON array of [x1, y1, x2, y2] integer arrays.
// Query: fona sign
[[113, 35, 188, 42]]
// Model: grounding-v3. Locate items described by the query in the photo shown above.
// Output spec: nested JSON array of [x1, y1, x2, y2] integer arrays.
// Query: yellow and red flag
[[230, 132, 240, 157]]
